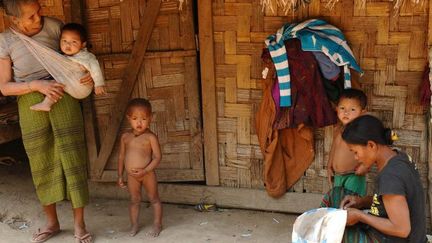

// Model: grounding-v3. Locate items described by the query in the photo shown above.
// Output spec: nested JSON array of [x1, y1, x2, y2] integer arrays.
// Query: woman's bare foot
[[129, 224, 139, 237], [146, 224, 162, 237]]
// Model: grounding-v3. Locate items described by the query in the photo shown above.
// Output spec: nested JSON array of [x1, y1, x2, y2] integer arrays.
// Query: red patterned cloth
[[420, 66, 431, 106]]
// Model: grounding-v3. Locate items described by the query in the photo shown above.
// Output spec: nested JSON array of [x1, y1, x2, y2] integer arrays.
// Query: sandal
[[194, 203, 217, 212], [74, 232, 93, 243], [31, 228, 61, 243]]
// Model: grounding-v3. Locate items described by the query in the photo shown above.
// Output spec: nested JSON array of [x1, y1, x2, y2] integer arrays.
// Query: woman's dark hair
[[342, 115, 394, 146], [61, 23, 88, 42]]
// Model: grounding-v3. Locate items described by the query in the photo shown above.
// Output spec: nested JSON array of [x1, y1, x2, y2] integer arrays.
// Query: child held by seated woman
[[30, 23, 106, 111], [117, 98, 163, 237]]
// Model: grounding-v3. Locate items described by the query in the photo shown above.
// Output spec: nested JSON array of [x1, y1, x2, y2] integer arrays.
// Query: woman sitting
[[339, 115, 427, 243]]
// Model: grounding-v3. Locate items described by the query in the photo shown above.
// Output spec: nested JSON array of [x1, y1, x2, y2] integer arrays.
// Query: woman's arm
[[347, 195, 411, 238], [0, 58, 65, 100], [363, 195, 410, 238]]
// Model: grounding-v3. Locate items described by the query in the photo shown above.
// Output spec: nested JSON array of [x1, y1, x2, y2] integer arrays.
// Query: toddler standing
[[118, 98, 163, 237]]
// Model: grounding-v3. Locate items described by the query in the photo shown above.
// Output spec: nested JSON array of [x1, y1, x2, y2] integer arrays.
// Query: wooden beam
[[427, 0, 432, 229], [64, 0, 84, 23], [83, 98, 98, 169], [89, 183, 322, 213], [95, 170, 205, 182], [91, 0, 162, 178], [429, 0, 432, 45], [428, 114, 432, 230], [198, 0, 220, 185]]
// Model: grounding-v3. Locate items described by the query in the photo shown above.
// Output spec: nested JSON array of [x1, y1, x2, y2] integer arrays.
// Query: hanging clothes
[[265, 19, 362, 107], [312, 51, 340, 81], [256, 63, 315, 198], [263, 39, 338, 129]]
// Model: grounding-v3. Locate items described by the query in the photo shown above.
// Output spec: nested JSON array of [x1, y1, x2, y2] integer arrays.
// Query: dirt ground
[[0, 140, 297, 243]]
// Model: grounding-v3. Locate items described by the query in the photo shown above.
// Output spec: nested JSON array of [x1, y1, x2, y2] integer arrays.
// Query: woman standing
[[0, 1, 93, 242]]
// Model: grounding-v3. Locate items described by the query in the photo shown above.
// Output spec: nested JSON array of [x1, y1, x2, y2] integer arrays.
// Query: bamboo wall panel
[[93, 51, 204, 180], [84, 0, 196, 55], [213, 0, 429, 198]]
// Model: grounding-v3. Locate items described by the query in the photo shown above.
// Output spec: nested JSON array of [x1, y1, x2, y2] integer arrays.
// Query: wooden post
[[64, 0, 84, 23], [426, 4, 432, 215], [91, 0, 162, 178], [198, 0, 220, 185]]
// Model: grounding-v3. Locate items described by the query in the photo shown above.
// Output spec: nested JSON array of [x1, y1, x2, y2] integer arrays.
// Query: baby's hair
[[342, 115, 394, 146], [1, 0, 38, 17], [338, 88, 367, 109], [126, 98, 152, 115], [61, 23, 88, 43]]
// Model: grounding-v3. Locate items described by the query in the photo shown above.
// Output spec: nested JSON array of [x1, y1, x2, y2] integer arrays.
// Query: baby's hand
[[117, 178, 126, 189], [95, 86, 107, 96]]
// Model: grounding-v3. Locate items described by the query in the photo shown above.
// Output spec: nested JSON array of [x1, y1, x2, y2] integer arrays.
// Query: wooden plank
[[184, 56, 204, 170], [91, 0, 162, 179], [428, 114, 432, 230], [0, 123, 20, 144], [89, 183, 323, 214], [83, 98, 98, 169], [98, 170, 204, 182], [198, 0, 220, 186], [428, 0, 432, 45]]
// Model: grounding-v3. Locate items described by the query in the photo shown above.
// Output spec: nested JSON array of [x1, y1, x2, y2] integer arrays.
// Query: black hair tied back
[[342, 115, 394, 146], [384, 128, 394, 146]]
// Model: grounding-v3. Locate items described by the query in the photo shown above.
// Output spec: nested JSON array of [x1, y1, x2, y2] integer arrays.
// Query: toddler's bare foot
[[129, 224, 139, 237], [147, 224, 162, 237], [30, 102, 52, 112]]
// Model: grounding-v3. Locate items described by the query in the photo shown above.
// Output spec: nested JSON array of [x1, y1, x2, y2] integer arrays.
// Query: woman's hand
[[32, 80, 65, 102], [346, 208, 364, 226], [340, 195, 362, 209], [79, 72, 94, 86]]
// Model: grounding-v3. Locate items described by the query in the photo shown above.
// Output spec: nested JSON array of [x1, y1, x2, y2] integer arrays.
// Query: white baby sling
[[11, 28, 92, 99]]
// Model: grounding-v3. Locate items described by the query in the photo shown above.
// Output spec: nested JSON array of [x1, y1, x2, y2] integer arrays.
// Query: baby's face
[[60, 30, 85, 56], [336, 98, 364, 125], [127, 107, 152, 134]]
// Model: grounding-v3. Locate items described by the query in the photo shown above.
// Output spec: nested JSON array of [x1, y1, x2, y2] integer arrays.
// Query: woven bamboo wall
[[212, 0, 429, 196], [84, 0, 203, 177]]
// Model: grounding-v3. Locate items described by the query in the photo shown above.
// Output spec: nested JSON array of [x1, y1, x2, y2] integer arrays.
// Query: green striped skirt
[[18, 92, 89, 208]]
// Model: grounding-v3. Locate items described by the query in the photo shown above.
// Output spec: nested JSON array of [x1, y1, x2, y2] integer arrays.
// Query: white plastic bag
[[292, 207, 347, 243]]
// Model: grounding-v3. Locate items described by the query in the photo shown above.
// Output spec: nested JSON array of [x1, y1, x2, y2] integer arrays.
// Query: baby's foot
[[129, 224, 139, 237], [30, 102, 52, 112], [146, 224, 162, 237]]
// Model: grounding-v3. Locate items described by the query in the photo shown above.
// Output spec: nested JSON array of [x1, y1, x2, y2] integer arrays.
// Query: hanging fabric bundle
[[11, 28, 92, 99], [265, 19, 363, 107]]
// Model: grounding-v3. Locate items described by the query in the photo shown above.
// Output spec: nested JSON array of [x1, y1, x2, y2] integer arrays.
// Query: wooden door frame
[[79, 0, 162, 179], [427, 0, 432, 229], [77, 0, 220, 185], [197, 0, 220, 186]]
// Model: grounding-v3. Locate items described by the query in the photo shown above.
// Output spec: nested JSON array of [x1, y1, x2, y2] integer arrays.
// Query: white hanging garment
[[11, 28, 92, 99]]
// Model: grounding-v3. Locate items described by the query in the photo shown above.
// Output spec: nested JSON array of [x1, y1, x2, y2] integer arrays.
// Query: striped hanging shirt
[[265, 19, 363, 107]]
